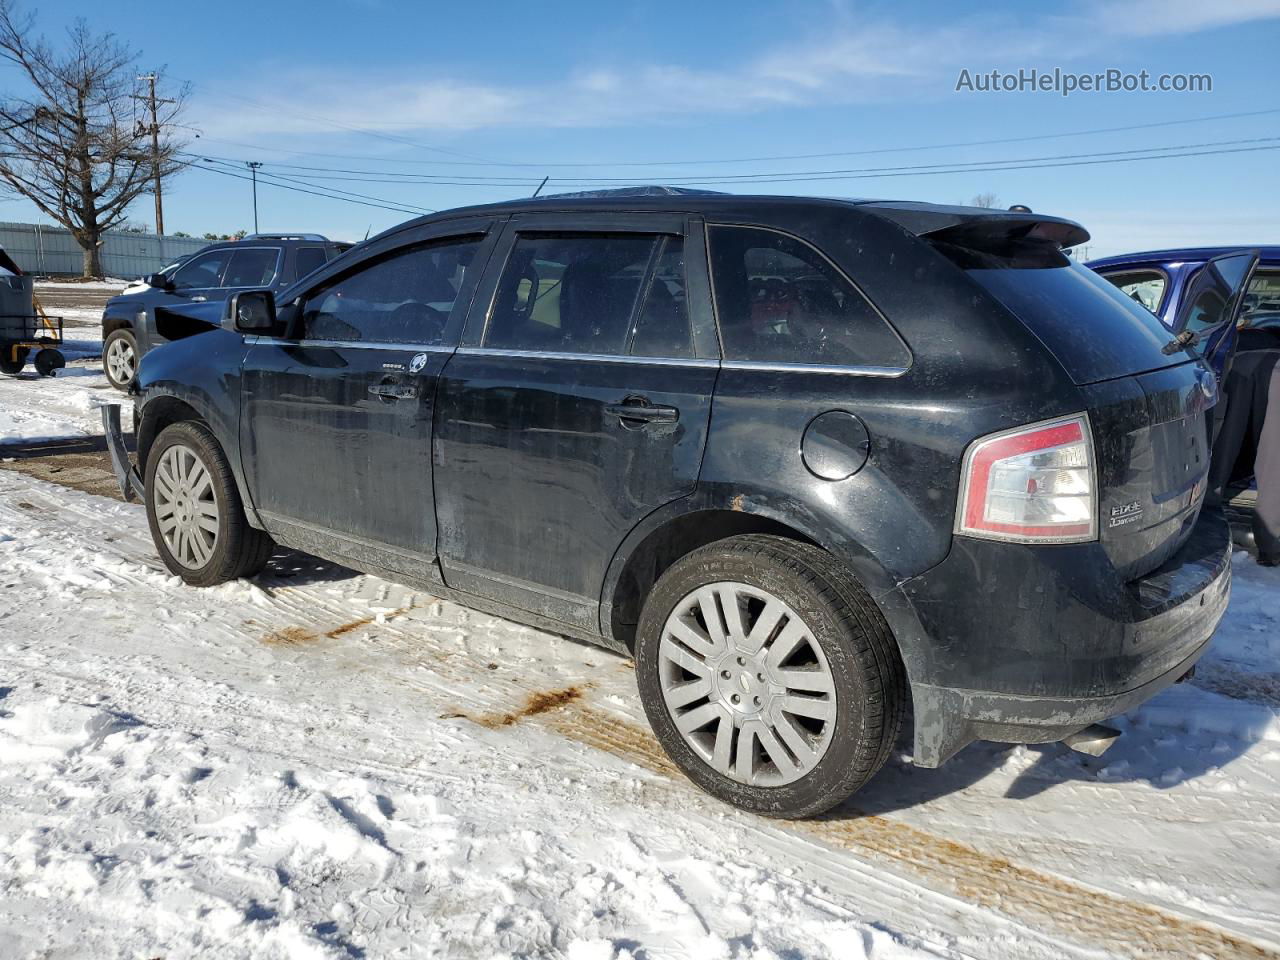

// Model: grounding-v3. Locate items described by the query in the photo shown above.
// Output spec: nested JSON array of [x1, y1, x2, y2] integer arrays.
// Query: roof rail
[[242, 233, 330, 242]]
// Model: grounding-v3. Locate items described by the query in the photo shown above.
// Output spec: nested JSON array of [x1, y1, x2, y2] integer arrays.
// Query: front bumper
[[900, 507, 1232, 766], [102, 404, 144, 502]]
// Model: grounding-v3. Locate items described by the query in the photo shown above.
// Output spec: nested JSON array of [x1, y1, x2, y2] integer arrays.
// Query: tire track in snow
[[4, 470, 1279, 959]]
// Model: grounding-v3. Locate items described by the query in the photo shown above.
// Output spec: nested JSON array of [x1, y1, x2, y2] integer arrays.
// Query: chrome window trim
[[245, 341, 906, 376], [248, 337, 455, 352], [455, 346, 717, 368], [720, 359, 908, 377]]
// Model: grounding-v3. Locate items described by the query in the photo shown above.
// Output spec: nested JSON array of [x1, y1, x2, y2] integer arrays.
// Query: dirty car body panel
[[111, 192, 1234, 776]]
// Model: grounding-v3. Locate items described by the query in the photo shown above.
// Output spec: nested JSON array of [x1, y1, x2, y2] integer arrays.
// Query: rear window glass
[[965, 258, 1183, 382]]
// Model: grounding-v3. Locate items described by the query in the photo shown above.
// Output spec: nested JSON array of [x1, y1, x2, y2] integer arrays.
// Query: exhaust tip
[[1062, 723, 1122, 757]]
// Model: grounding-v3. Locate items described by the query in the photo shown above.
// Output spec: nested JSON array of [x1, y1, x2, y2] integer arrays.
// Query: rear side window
[[301, 237, 481, 344], [707, 225, 909, 368], [485, 232, 693, 358], [294, 246, 328, 281], [222, 248, 279, 288]]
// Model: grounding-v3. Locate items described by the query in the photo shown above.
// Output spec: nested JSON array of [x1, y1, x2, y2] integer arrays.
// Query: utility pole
[[134, 74, 175, 235], [246, 161, 262, 233]]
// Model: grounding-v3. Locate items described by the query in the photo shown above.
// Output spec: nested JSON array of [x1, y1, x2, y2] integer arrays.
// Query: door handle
[[190, 295, 207, 302], [368, 382, 417, 400], [605, 397, 679, 424]]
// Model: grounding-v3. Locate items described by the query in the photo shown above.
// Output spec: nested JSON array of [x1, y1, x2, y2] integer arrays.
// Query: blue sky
[[5, 0, 1280, 257]]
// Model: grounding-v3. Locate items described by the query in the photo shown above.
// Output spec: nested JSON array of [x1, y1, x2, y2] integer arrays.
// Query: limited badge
[[1108, 500, 1144, 528], [409, 352, 429, 374]]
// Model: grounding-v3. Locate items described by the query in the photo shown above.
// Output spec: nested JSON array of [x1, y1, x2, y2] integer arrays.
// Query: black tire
[[102, 327, 137, 390], [0, 346, 28, 375], [34, 348, 65, 377], [145, 420, 274, 586], [635, 534, 906, 819]]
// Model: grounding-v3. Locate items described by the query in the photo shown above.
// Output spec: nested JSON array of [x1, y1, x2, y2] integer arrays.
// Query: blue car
[[1088, 246, 1279, 380]]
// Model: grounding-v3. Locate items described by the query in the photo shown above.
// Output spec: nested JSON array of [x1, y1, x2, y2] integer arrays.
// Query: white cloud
[[1089, 0, 1280, 37], [188, 3, 1280, 140]]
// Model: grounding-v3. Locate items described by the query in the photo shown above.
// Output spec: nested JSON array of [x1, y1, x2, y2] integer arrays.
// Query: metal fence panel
[[0, 221, 209, 278]]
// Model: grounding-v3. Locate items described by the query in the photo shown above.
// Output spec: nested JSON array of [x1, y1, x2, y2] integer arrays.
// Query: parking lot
[[2, 282, 1279, 959]]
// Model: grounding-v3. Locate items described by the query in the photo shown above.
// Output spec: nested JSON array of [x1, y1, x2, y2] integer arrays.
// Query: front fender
[[135, 327, 256, 524]]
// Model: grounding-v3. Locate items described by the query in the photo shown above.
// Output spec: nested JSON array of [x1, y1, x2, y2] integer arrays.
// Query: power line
[[174, 157, 432, 216], [186, 105, 1280, 170], [181, 135, 1280, 189], [191, 156, 438, 212]]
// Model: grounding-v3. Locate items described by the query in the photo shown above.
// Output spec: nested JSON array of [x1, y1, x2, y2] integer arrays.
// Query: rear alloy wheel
[[145, 421, 274, 586], [102, 328, 137, 390], [657, 582, 836, 787], [636, 534, 906, 819]]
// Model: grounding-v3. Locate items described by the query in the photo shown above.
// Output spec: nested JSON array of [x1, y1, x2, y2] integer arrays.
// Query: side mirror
[[231, 289, 285, 336], [146, 272, 172, 290]]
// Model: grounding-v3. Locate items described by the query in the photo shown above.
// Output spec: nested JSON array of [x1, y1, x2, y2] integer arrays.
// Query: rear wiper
[[1161, 330, 1198, 355], [1162, 320, 1230, 355]]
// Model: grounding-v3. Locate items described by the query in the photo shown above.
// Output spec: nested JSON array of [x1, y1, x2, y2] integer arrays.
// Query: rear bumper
[[899, 507, 1232, 766]]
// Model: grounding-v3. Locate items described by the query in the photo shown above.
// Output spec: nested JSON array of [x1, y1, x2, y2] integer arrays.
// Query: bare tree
[[0, 2, 186, 276], [969, 192, 1000, 209]]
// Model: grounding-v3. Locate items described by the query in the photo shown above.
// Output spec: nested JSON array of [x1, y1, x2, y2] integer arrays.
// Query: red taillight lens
[[956, 414, 1097, 544]]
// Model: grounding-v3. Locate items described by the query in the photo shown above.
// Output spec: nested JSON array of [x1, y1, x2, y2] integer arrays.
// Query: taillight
[[956, 414, 1097, 543]]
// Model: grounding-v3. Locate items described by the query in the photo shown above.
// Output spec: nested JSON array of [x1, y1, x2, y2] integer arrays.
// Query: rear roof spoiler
[[860, 201, 1090, 250]]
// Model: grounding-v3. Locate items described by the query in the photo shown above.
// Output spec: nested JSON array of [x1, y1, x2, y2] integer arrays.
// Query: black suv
[[100, 234, 351, 389], [103, 192, 1243, 818]]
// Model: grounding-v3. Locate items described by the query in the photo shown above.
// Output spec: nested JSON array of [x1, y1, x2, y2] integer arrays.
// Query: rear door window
[[485, 232, 693, 358], [707, 225, 908, 368], [222, 248, 279, 288], [294, 246, 328, 281]]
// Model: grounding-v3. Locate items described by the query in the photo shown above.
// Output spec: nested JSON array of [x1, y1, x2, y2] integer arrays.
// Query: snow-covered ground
[[1, 376, 1279, 959], [0, 362, 130, 443]]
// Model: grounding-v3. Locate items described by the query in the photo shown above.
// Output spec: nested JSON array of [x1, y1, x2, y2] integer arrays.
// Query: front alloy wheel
[[103, 329, 136, 389], [152, 443, 220, 569]]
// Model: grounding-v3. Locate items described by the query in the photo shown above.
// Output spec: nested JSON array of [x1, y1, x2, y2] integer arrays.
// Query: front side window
[[222, 248, 279, 288], [1102, 269, 1167, 315], [485, 232, 692, 358], [708, 225, 908, 368], [300, 237, 481, 344], [171, 250, 231, 290]]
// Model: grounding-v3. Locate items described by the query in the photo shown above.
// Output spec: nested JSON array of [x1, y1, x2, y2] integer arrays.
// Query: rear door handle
[[605, 398, 679, 424], [368, 382, 417, 400]]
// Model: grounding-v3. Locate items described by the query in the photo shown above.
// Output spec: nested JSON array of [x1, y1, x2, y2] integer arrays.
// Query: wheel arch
[[102, 314, 133, 337], [600, 489, 924, 664]]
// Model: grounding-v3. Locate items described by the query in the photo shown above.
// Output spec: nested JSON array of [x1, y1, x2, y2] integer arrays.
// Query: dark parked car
[[100, 234, 352, 389], [103, 192, 1245, 818]]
